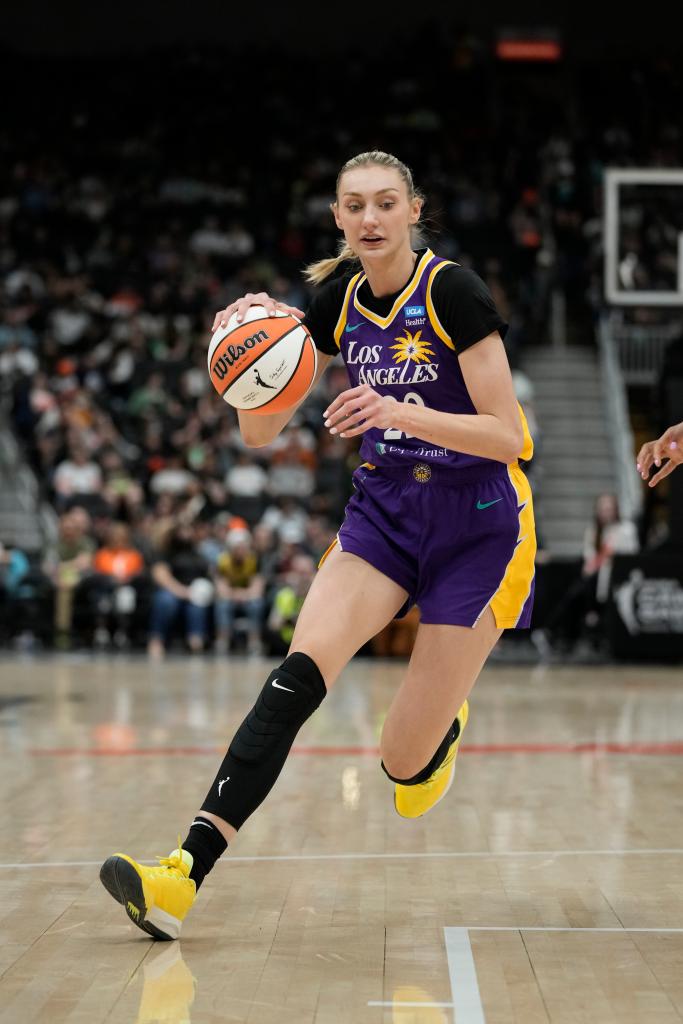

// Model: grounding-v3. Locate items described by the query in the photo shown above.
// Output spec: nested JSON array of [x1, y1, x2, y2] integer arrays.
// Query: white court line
[[467, 926, 683, 933], [367, 924, 683, 1019], [445, 928, 486, 1023], [2, 847, 683, 870], [367, 929, 482, 1021]]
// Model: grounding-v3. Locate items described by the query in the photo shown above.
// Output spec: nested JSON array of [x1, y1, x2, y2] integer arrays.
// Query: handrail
[[598, 315, 642, 521], [0, 409, 58, 553], [607, 310, 682, 385]]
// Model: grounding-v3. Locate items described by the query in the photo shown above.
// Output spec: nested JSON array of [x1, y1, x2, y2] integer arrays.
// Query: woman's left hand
[[636, 422, 683, 487], [324, 385, 398, 438]]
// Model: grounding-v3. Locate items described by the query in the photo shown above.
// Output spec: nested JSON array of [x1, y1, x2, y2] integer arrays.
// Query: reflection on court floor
[[1, 654, 683, 1023]]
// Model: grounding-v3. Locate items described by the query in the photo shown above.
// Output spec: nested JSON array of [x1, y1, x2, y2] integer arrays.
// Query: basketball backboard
[[604, 168, 683, 306]]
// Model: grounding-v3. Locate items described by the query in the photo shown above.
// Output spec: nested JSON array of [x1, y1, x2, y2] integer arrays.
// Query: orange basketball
[[207, 306, 317, 415]]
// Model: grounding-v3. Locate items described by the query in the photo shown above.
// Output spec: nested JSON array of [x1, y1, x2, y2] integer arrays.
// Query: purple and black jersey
[[305, 248, 534, 471], [307, 248, 536, 629]]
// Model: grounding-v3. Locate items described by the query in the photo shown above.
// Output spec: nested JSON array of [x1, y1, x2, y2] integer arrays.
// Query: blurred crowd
[[0, 42, 681, 654]]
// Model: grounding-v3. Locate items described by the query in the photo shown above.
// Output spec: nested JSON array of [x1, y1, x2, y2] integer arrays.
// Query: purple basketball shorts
[[333, 461, 536, 629]]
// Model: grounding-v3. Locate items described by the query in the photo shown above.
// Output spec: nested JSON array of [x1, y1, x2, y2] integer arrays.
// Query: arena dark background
[[1, 2, 681, 660], [1, 1, 681, 58]]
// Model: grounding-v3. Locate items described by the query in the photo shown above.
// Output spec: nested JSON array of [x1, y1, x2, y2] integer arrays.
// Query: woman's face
[[333, 165, 421, 266], [596, 494, 619, 523]]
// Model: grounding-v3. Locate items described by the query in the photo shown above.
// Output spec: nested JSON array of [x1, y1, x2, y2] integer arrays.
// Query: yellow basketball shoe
[[100, 844, 196, 940], [394, 701, 469, 819]]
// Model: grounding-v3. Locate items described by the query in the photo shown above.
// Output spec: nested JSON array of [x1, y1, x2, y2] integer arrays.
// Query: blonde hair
[[303, 151, 426, 286]]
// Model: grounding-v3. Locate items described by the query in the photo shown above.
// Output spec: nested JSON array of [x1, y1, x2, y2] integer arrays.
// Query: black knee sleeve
[[381, 720, 458, 786], [201, 652, 326, 829]]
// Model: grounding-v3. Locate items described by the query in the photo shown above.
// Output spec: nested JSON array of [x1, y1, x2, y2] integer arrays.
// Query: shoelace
[[156, 836, 188, 875]]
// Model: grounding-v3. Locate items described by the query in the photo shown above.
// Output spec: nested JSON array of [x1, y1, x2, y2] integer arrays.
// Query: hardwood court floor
[[1, 653, 683, 1023]]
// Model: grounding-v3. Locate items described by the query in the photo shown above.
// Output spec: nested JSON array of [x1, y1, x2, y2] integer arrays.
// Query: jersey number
[[383, 392, 425, 441]]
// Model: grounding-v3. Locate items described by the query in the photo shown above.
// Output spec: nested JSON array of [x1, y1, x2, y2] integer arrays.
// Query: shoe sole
[[394, 702, 469, 818], [100, 856, 172, 941]]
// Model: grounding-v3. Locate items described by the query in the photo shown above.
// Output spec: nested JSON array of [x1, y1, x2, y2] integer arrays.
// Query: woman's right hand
[[212, 292, 306, 331]]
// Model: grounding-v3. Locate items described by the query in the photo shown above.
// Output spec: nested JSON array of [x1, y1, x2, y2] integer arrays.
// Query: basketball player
[[100, 151, 536, 940], [637, 421, 683, 485]]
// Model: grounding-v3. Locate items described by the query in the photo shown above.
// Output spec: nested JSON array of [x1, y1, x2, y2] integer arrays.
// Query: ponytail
[[303, 240, 360, 286]]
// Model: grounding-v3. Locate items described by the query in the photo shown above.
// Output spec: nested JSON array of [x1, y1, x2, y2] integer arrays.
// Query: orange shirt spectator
[[94, 524, 144, 582]]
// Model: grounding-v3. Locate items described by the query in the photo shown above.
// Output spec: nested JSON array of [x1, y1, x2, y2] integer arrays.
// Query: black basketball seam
[[232, 339, 313, 411], [218, 323, 311, 399], [212, 319, 306, 381]]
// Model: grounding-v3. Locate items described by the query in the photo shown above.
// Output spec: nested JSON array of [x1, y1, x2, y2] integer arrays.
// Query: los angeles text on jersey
[[346, 341, 439, 386]]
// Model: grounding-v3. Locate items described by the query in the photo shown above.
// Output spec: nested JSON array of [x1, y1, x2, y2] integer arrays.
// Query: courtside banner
[[606, 554, 683, 660]]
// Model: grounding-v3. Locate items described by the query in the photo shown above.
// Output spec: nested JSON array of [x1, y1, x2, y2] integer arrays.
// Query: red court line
[[27, 742, 683, 757]]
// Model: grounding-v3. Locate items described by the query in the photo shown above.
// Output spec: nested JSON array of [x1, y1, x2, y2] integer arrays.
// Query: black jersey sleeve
[[302, 276, 348, 356], [431, 265, 508, 354]]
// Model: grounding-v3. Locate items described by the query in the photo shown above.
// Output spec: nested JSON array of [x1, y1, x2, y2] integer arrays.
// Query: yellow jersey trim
[[333, 273, 363, 349], [517, 403, 534, 462], [352, 249, 434, 328], [425, 259, 456, 349]]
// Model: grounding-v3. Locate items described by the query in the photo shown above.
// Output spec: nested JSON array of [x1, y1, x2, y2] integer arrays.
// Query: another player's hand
[[636, 421, 683, 487], [212, 292, 306, 330], [324, 384, 398, 438]]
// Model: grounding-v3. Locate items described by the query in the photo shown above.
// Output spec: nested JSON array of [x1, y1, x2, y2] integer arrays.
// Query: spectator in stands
[[260, 496, 309, 544], [265, 553, 316, 656], [193, 515, 224, 567], [52, 444, 103, 507], [100, 448, 145, 519], [149, 454, 197, 498], [583, 494, 639, 602], [90, 522, 145, 647], [0, 540, 30, 643], [43, 509, 96, 648], [0, 541, 30, 597], [251, 522, 280, 583], [148, 522, 212, 657], [225, 451, 268, 525], [304, 515, 337, 564], [213, 529, 265, 654], [313, 430, 352, 519], [267, 429, 316, 501], [533, 493, 639, 656]]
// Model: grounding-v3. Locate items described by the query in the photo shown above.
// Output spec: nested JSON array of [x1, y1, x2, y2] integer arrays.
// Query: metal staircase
[[0, 417, 54, 554], [521, 346, 620, 558]]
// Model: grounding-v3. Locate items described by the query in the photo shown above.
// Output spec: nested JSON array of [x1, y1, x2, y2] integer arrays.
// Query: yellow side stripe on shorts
[[318, 536, 338, 569], [490, 462, 536, 627]]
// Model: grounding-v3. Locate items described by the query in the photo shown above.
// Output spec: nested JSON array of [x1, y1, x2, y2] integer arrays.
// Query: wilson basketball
[[207, 306, 317, 414]]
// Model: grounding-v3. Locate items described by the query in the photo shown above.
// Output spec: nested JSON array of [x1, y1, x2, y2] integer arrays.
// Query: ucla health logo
[[404, 303, 426, 327]]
